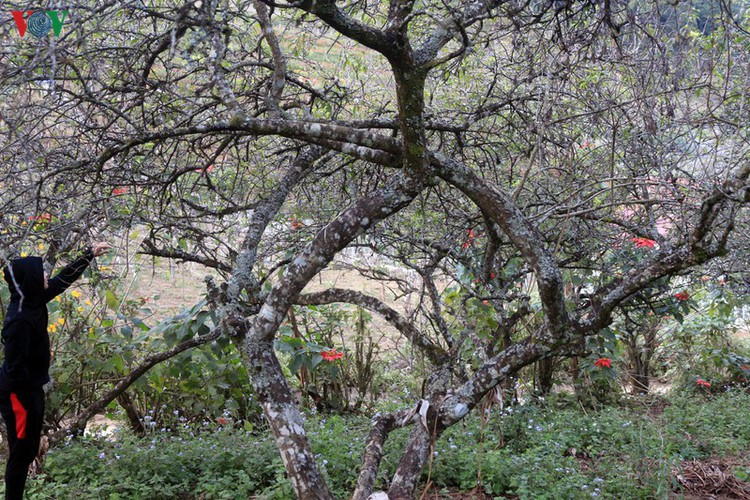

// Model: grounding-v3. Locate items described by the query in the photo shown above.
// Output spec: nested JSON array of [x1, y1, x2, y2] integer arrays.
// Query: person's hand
[[91, 242, 112, 257]]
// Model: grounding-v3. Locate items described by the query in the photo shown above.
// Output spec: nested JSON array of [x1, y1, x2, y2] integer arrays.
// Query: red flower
[[29, 213, 52, 223], [696, 379, 711, 388], [462, 229, 478, 249], [289, 217, 303, 230], [594, 357, 611, 369], [217, 417, 230, 425], [675, 291, 689, 301], [631, 237, 656, 249], [195, 165, 215, 173], [321, 349, 344, 362], [112, 187, 128, 195]]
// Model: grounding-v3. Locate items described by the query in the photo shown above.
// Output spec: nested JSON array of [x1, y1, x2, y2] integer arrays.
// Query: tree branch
[[296, 288, 448, 365], [431, 153, 570, 340], [50, 327, 222, 444]]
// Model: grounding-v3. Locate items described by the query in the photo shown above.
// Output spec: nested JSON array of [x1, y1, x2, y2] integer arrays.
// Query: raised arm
[[42, 243, 111, 303]]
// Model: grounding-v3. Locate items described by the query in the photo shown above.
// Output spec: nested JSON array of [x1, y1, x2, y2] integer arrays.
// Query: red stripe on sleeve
[[10, 393, 27, 439]]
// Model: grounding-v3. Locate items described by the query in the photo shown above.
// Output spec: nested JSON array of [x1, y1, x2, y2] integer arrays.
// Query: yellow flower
[[37, 243, 44, 251], [57, 317, 65, 326], [54, 296, 61, 302], [72, 290, 82, 299], [48, 324, 57, 333], [85, 300, 93, 306], [77, 307, 83, 313], [99, 265, 111, 272], [20, 252, 27, 257]]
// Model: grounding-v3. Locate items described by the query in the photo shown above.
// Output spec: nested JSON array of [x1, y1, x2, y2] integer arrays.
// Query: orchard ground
[[10, 390, 750, 499]]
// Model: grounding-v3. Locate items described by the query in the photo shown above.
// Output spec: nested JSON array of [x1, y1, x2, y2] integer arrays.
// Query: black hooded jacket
[[0, 250, 94, 392]]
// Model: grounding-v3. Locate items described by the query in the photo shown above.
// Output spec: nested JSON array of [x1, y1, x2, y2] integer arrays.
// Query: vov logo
[[11, 10, 68, 38]]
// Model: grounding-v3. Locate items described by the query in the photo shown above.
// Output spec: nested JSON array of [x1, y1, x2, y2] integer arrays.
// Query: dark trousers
[[0, 388, 44, 500]]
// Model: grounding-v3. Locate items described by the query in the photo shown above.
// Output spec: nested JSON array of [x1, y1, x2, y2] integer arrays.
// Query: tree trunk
[[387, 367, 451, 498], [241, 338, 334, 499], [537, 356, 555, 396], [627, 324, 658, 394], [351, 412, 399, 500], [117, 390, 145, 436], [388, 423, 438, 499]]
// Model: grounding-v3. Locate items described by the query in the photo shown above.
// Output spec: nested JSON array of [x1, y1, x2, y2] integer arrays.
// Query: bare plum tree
[[1, 0, 749, 497]]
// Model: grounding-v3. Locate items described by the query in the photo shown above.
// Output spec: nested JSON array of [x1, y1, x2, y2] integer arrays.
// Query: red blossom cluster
[[696, 379, 711, 388], [594, 357, 611, 369], [462, 229, 478, 249], [112, 187, 128, 195], [289, 217, 303, 230], [631, 237, 656, 249], [321, 349, 344, 362], [28, 213, 52, 223], [674, 291, 689, 301]]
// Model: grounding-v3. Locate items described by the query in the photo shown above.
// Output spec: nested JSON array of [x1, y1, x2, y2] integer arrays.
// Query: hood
[[3, 256, 45, 305]]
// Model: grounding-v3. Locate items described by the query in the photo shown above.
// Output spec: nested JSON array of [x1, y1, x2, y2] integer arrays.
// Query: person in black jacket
[[0, 242, 111, 499]]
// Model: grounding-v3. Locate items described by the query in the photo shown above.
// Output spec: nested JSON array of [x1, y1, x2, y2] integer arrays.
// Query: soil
[[643, 396, 672, 417]]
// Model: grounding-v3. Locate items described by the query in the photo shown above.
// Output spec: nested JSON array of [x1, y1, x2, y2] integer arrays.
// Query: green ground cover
[[8, 390, 750, 499]]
